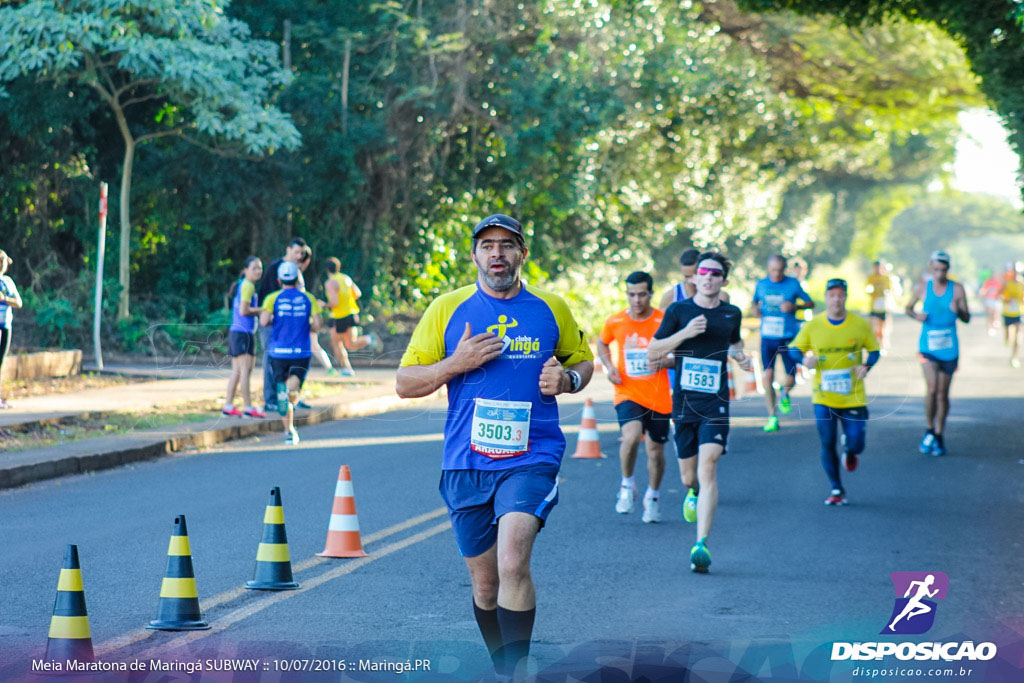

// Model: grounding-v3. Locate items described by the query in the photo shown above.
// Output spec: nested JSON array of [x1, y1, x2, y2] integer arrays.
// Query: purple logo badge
[[881, 571, 949, 635]]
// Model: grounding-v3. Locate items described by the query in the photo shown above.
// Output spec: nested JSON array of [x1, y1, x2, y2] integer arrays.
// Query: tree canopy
[[0, 0, 990, 348]]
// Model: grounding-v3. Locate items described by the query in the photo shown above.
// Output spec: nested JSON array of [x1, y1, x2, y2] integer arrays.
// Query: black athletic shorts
[[869, 312, 887, 321], [269, 356, 310, 386], [614, 400, 670, 443], [228, 330, 255, 357], [918, 352, 958, 375], [1003, 315, 1021, 327], [333, 314, 359, 334], [673, 402, 730, 459]]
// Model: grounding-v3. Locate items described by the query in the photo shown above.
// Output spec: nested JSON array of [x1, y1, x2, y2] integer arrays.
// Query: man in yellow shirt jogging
[[789, 278, 881, 506], [324, 257, 381, 376]]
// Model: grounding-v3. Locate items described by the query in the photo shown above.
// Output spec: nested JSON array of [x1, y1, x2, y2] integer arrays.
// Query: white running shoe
[[615, 485, 636, 514], [641, 496, 661, 523], [285, 427, 300, 445]]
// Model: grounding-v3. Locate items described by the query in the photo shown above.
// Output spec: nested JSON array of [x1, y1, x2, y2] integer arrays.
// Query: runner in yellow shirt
[[1001, 265, 1024, 367], [789, 278, 880, 505], [866, 260, 894, 350], [324, 257, 381, 376]]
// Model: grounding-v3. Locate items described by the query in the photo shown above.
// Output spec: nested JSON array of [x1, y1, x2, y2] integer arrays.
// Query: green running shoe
[[690, 539, 711, 573], [276, 382, 289, 416], [683, 488, 698, 523], [779, 392, 792, 414], [763, 415, 780, 432]]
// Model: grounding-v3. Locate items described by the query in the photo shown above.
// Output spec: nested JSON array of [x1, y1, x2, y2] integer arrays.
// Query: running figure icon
[[887, 574, 939, 632]]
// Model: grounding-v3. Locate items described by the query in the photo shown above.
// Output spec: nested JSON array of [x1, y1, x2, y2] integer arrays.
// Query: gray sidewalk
[[0, 364, 442, 489]]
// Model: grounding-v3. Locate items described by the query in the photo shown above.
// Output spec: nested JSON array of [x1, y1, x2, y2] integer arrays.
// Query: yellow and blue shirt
[[400, 283, 592, 471], [262, 288, 321, 359], [790, 313, 879, 409]]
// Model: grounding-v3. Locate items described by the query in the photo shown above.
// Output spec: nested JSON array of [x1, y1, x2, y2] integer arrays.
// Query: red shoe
[[842, 451, 859, 472], [243, 407, 266, 418], [221, 406, 244, 417]]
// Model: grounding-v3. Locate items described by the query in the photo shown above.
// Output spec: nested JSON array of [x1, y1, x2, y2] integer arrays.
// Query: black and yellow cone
[[146, 515, 210, 631], [43, 544, 94, 665], [245, 487, 299, 591]]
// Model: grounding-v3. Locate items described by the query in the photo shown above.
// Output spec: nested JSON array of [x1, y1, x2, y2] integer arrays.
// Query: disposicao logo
[[882, 571, 948, 635], [830, 571, 997, 663]]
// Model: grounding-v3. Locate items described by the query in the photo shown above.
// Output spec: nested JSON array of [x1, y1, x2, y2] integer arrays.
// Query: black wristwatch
[[565, 369, 582, 393]]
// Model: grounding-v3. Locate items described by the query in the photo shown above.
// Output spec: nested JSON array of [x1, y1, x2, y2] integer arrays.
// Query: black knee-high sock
[[473, 600, 503, 672], [496, 607, 536, 677]]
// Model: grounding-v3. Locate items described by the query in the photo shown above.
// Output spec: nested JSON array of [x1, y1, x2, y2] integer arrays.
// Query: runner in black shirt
[[649, 251, 752, 574]]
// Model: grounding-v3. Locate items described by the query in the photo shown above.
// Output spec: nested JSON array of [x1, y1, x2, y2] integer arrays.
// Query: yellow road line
[[134, 521, 451, 657], [94, 506, 449, 657]]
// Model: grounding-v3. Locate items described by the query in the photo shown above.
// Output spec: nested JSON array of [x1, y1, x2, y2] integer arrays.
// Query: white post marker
[[93, 182, 107, 370]]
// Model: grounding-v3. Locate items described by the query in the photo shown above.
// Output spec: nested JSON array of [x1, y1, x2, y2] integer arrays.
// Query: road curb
[[0, 391, 441, 490]]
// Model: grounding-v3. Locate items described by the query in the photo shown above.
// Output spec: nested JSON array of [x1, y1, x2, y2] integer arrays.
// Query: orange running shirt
[[600, 308, 672, 414]]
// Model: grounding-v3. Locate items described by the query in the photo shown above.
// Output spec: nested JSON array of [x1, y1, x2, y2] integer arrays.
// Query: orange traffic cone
[[147, 515, 210, 631], [744, 352, 762, 396], [317, 466, 369, 558], [727, 365, 735, 400], [245, 487, 299, 590], [571, 399, 607, 459], [43, 544, 94, 666]]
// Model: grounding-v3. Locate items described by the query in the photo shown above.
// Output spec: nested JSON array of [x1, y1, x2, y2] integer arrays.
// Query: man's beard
[[480, 259, 521, 291]]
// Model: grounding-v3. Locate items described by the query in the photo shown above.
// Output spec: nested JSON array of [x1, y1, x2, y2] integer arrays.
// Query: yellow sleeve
[[304, 291, 322, 316], [791, 320, 813, 352], [528, 286, 594, 366], [239, 280, 256, 302], [861, 317, 880, 353], [262, 290, 280, 312], [399, 286, 476, 367]]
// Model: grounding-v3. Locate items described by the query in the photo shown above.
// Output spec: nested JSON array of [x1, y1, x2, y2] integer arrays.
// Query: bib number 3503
[[470, 399, 531, 459]]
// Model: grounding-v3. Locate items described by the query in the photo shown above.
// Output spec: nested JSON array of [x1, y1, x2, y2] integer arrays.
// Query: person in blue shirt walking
[[222, 257, 264, 418], [905, 251, 970, 456], [0, 249, 24, 410], [260, 261, 322, 445], [396, 214, 593, 679], [752, 255, 813, 432]]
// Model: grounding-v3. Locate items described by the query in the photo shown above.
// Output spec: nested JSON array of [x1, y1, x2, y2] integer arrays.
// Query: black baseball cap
[[472, 214, 526, 242], [826, 278, 848, 291]]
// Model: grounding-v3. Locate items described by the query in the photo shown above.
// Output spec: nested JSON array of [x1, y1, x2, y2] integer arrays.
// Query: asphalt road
[[1, 316, 1021, 682]]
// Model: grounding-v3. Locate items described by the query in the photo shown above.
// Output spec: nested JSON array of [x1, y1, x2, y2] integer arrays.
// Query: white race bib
[[762, 316, 786, 338], [820, 368, 853, 395], [872, 297, 887, 313], [679, 357, 722, 393], [1005, 300, 1021, 315], [926, 329, 954, 352], [623, 347, 653, 377], [471, 399, 531, 459]]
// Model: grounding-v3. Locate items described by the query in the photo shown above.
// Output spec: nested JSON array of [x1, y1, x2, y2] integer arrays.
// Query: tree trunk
[[113, 105, 135, 321]]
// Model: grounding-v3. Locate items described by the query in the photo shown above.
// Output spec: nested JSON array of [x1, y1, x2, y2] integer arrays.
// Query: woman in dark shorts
[[0, 249, 23, 409], [222, 256, 264, 417]]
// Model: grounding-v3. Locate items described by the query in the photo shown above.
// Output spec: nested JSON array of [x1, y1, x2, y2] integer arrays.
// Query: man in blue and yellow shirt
[[789, 278, 880, 506], [396, 214, 593, 678]]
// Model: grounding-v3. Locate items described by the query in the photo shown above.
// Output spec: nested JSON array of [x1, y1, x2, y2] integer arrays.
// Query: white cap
[[930, 250, 950, 265], [278, 261, 300, 282]]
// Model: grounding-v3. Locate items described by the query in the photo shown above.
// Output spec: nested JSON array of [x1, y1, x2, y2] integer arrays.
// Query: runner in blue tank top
[[222, 256, 263, 418], [396, 214, 593, 678], [906, 251, 970, 456], [261, 261, 322, 445]]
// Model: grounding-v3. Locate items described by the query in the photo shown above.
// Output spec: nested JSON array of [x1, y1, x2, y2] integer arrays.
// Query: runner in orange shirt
[[598, 271, 674, 523]]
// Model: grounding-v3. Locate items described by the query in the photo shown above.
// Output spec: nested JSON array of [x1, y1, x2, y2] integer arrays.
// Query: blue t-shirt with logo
[[262, 288, 321, 359], [400, 283, 592, 471], [753, 276, 811, 339]]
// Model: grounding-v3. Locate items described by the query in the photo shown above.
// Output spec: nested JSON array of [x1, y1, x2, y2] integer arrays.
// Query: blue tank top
[[674, 282, 691, 302], [918, 280, 959, 360], [229, 279, 257, 334], [267, 288, 315, 359], [0, 277, 12, 328]]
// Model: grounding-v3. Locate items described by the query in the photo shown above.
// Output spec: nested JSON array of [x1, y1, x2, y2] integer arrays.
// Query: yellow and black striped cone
[[245, 487, 299, 591], [146, 515, 210, 631], [43, 544, 94, 665]]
